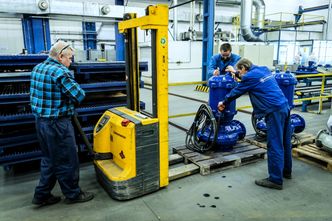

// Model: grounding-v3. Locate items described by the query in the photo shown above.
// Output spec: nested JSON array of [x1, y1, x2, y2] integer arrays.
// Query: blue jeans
[[265, 106, 293, 185], [34, 117, 80, 200]]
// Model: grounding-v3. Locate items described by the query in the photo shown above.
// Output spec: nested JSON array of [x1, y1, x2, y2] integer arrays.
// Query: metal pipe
[[326, 0, 332, 40], [169, 0, 195, 9], [253, 0, 265, 29], [190, 0, 195, 35], [173, 0, 178, 41], [240, 0, 263, 42]]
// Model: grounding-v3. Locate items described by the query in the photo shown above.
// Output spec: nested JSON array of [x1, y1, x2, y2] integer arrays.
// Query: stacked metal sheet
[[0, 55, 147, 168]]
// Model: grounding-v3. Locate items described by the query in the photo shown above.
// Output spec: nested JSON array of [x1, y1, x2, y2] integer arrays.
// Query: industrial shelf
[[0, 56, 148, 166]]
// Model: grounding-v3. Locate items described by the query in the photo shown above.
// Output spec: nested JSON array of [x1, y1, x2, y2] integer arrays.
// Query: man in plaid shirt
[[30, 41, 94, 206]]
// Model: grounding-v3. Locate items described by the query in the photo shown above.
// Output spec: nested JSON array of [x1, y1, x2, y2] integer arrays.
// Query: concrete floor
[[1, 86, 332, 221]]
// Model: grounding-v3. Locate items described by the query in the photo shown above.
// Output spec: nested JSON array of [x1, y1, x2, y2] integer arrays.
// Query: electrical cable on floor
[[185, 104, 218, 153]]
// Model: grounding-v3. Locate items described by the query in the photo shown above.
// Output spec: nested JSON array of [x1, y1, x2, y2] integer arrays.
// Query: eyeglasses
[[59, 44, 70, 55]]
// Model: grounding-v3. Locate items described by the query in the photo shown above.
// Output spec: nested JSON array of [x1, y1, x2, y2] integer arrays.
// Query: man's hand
[[225, 65, 235, 73], [218, 101, 226, 112], [213, 68, 220, 76]]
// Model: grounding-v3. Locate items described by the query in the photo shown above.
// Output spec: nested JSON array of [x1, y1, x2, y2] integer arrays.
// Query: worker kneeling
[[218, 58, 293, 190]]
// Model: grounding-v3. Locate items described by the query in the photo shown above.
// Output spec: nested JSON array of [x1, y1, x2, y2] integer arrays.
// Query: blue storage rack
[[0, 55, 148, 167], [0, 54, 48, 70]]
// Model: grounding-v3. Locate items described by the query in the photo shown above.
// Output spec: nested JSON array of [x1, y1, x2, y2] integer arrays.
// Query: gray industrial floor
[[1, 85, 332, 221]]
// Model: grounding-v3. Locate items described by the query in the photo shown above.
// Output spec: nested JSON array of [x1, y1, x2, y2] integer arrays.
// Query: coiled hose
[[185, 104, 218, 152]]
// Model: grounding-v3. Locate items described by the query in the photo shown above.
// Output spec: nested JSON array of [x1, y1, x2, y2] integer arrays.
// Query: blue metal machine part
[[197, 74, 246, 150], [21, 16, 51, 54], [0, 55, 147, 166], [252, 70, 305, 136]]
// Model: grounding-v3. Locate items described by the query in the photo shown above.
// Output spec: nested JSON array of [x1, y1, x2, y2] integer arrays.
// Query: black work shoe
[[255, 178, 283, 190], [64, 191, 94, 204], [32, 195, 61, 206], [283, 173, 292, 179]]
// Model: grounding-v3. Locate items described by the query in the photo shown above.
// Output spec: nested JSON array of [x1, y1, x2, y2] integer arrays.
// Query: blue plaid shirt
[[30, 57, 85, 118]]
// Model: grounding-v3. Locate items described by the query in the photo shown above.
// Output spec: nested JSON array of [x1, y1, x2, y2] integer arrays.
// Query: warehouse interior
[[1, 0, 332, 220]]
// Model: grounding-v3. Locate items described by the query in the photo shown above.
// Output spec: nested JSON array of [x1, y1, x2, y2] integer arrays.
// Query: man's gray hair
[[49, 41, 73, 59], [236, 58, 253, 71]]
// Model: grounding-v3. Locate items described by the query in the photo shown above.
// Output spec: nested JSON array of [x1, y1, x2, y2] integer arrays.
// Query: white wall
[[0, 18, 24, 54], [140, 41, 202, 84]]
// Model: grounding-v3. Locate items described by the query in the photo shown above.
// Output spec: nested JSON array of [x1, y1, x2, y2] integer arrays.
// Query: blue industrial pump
[[186, 74, 246, 152], [252, 69, 306, 137]]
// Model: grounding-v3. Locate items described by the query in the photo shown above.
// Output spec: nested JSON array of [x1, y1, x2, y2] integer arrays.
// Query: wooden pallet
[[292, 132, 316, 147], [172, 141, 266, 175], [244, 132, 316, 149], [168, 154, 200, 181], [244, 134, 267, 149], [292, 143, 332, 171]]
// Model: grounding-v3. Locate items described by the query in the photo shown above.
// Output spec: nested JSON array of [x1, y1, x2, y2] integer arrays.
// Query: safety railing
[[236, 72, 332, 114], [264, 12, 325, 31], [294, 73, 332, 114]]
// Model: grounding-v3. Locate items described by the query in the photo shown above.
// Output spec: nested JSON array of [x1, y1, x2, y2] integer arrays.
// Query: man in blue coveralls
[[218, 58, 293, 190], [207, 43, 241, 79]]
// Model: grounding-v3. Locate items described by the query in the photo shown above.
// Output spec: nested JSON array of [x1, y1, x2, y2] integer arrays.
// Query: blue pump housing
[[197, 74, 246, 150], [275, 70, 297, 109], [255, 70, 305, 134], [208, 74, 237, 123]]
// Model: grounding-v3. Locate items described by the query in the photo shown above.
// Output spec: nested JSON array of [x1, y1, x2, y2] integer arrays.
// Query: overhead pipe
[[173, 0, 178, 41], [190, 0, 195, 31], [326, 0, 332, 40], [240, 0, 263, 42], [253, 0, 265, 29]]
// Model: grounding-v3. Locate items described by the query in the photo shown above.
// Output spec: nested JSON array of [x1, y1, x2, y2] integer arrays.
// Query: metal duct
[[173, 0, 178, 41], [253, 0, 265, 29], [240, 0, 263, 42]]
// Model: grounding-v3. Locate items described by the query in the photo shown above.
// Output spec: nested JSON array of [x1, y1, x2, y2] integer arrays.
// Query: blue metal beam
[[82, 22, 97, 50], [21, 16, 51, 54], [296, 4, 331, 23], [115, 0, 125, 61], [202, 0, 215, 81]]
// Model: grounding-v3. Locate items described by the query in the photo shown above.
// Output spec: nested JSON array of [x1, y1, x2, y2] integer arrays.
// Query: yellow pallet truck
[[92, 5, 169, 200]]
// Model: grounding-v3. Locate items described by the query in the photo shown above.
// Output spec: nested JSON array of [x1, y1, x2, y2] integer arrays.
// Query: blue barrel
[[208, 74, 237, 122], [274, 70, 297, 109]]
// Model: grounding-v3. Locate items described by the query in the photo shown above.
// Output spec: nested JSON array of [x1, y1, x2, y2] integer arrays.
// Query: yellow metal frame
[[119, 4, 169, 187], [168, 81, 207, 86], [295, 73, 332, 114]]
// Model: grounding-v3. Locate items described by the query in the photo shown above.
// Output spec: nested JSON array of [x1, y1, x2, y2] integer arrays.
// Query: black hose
[[72, 113, 94, 154], [185, 104, 218, 152]]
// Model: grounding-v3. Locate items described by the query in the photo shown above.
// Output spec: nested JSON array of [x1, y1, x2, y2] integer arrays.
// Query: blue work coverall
[[222, 65, 292, 185], [207, 53, 241, 79]]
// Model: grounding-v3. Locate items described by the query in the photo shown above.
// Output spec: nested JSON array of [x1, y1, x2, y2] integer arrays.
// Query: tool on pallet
[[92, 4, 169, 200]]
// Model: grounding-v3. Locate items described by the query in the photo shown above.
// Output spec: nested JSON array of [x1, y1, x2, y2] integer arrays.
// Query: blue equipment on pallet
[[294, 63, 318, 75], [186, 74, 246, 152], [252, 70, 305, 137], [0, 55, 147, 168]]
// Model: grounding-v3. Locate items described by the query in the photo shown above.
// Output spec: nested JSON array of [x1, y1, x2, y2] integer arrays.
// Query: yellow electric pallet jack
[[93, 5, 169, 200]]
